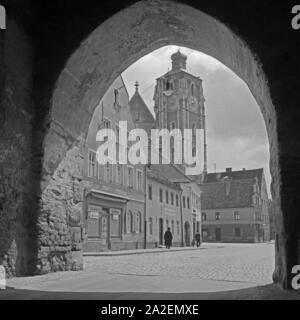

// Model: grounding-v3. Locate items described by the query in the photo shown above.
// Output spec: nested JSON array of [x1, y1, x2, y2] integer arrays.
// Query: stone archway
[[34, 0, 283, 286]]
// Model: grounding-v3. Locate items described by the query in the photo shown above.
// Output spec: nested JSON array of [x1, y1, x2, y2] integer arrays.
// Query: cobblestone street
[[4, 242, 275, 296], [84, 242, 274, 285]]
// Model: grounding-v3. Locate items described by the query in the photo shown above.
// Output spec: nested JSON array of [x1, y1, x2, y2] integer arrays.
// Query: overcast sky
[[122, 46, 271, 198]]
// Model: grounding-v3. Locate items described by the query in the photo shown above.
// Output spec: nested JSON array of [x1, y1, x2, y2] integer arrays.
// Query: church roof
[[128, 88, 155, 130]]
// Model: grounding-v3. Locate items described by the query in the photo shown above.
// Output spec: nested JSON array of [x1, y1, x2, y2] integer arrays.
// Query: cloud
[[121, 45, 271, 197]]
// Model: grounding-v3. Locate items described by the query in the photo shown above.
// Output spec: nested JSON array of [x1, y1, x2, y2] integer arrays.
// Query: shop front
[[84, 189, 129, 252]]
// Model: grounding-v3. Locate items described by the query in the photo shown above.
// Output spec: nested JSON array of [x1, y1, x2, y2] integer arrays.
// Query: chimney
[[226, 167, 232, 173], [243, 168, 246, 171]]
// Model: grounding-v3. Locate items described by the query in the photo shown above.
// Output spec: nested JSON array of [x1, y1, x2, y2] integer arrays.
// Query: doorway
[[159, 218, 163, 245], [184, 221, 191, 246], [215, 228, 222, 242]]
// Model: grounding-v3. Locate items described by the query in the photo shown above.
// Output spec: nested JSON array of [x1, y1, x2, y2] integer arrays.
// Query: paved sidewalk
[[83, 245, 209, 256]]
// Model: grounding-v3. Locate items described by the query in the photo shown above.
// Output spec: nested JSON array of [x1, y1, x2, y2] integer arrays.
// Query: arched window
[[123, 211, 127, 233], [191, 83, 194, 96], [114, 88, 119, 105], [192, 123, 196, 136], [137, 211, 142, 233]]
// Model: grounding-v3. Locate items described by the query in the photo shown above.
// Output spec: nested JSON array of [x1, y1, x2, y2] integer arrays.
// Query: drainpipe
[[143, 165, 148, 249], [179, 189, 184, 247]]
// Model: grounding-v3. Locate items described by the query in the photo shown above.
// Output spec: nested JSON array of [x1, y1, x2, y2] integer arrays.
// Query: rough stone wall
[[36, 129, 84, 274], [0, 18, 33, 276]]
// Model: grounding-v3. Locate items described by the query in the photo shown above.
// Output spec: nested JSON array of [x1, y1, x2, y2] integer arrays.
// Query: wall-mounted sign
[[89, 211, 99, 219], [110, 208, 121, 215]]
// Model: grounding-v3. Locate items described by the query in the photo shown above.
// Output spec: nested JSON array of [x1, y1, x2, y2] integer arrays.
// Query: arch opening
[[31, 0, 282, 291]]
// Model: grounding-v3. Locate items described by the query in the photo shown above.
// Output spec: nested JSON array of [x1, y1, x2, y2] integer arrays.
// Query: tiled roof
[[147, 165, 181, 190], [201, 178, 255, 209], [203, 168, 264, 188]]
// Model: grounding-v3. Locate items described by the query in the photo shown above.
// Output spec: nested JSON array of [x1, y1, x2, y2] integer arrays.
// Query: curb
[[83, 246, 204, 257]]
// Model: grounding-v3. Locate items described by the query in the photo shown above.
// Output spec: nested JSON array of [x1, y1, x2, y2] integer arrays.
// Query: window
[[137, 170, 143, 191], [171, 148, 175, 163], [187, 197, 190, 209], [171, 220, 174, 234], [215, 212, 220, 220], [171, 192, 174, 205], [130, 211, 134, 233], [235, 227, 241, 237], [88, 150, 97, 178], [234, 211, 240, 220], [114, 89, 119, 105], [192, 123, 196, 136], [116, 164, 123, 185], [191, 83, 194, 96], [183, 196, 186, 208], [166, 219, 169, 228], [148, 184, 152, 200], [103, 118, 111, 129], [127, 167, 134, 188], [165, 190, 169, 204], [170, 122, 176, 130], [123, 212, 127, 233], [136, 212, 142, 233], [177, 221, 180, 234], [104, 163, 112, 182], [202, 212, 207, 221], [192, 147, 196, 157], [149, 217, 153, 235], [176, 195, 179, 207], [180, 78, 187, 89], [159, 189, 163, 202]]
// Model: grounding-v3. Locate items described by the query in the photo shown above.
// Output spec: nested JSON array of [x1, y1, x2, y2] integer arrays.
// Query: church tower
[[153, 50, 208, 180]]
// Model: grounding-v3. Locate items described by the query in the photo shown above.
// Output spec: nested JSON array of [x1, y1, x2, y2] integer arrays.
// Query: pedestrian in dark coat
[[195, 232, 201, 248], [164, 227, 173, 249]]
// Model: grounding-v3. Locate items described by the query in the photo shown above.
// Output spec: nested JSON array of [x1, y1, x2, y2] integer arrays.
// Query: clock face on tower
[[168, 95, 177, 111]]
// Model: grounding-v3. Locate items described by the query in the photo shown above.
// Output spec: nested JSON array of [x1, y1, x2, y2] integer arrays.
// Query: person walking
[[164, 227, 173, 249], [195, 231, 201, 248]]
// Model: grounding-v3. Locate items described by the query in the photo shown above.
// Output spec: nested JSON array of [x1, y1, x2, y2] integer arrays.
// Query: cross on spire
[[135, 81, 139, 92]]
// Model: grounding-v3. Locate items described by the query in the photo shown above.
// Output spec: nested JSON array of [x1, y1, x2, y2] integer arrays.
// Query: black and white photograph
[[0, 0, 300, 309]]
